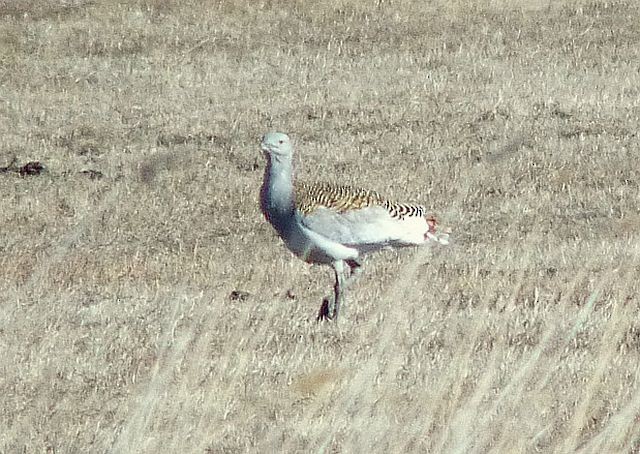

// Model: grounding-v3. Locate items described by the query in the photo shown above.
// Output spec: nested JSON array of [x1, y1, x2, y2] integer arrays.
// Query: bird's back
[[295, 182, 429, 219], [295, 182, 385, 214]]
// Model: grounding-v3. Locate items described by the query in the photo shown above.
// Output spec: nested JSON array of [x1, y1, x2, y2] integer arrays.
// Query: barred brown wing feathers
[[295, 182, 429, 221], [294, 182, 385, 215], [383, 201, 427, 220]]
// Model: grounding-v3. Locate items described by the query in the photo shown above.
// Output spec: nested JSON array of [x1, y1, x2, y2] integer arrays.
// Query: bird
[[259, 132, 449, 320]]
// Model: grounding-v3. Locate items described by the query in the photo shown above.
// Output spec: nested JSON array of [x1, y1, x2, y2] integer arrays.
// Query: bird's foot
[[317, 297, 333, 321]]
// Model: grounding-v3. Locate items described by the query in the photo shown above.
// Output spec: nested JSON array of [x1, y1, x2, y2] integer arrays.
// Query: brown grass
[[2, 0, 640, 452]]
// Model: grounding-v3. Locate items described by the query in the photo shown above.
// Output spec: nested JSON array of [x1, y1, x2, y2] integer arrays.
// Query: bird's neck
[[260, 154, 295, 229]]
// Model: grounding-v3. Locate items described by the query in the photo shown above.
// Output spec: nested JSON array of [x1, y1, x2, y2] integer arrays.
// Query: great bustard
[[259, 132, 449, 320]]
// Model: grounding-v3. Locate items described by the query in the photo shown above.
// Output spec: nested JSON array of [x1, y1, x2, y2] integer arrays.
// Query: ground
[[1, 0, 640, 452]]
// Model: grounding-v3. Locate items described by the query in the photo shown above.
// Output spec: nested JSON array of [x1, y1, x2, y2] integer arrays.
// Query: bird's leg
[[331, 260, 346, 320], [316, 260, 348, 322]]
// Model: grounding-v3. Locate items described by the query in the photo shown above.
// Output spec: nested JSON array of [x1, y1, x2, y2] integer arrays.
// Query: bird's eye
[[278, 140, 284, 144]]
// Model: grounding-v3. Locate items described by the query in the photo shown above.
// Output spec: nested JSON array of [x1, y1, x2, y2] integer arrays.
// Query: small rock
[[19, 161, 45, 176], [229, 290, 250, 301], [80, 169, 104, 180]]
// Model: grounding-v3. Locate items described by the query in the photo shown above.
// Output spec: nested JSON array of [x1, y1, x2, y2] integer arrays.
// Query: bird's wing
[[300, 205, 429, 250], [295, 182, 438, 250]]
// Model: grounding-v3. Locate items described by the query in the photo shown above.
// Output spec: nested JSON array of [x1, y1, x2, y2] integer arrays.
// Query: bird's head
[[261, 132, 293, 160]]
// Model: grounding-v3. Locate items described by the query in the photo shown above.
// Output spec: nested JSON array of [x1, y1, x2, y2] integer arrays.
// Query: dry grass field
[[1, 0, 640, 452]]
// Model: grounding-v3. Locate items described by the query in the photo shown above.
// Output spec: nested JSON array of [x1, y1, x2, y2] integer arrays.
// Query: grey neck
[[260, 153, 295, 233]]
